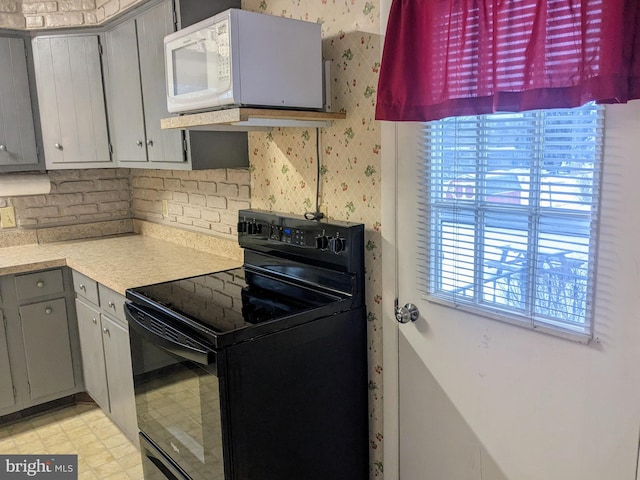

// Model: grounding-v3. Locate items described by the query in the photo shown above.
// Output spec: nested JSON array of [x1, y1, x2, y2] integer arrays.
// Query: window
[[423, 103, 604, 338]]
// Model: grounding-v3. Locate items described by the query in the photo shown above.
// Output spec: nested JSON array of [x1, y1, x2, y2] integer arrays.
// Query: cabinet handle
[[136, 140, 143, 147], [54, 143, 63, 150], [79, 284, 86, 291], [108, 301, 115, 309], [0, 145, 6, 151], [92, 317, 97, 324], [36, 280, 45, 288], [103, 327, 110, 336], [146, 139, 153, 147], [44, 307, 52, 315]]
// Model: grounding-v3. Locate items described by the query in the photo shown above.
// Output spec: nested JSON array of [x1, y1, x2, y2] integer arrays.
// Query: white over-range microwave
[[164, 8, 323, 114]]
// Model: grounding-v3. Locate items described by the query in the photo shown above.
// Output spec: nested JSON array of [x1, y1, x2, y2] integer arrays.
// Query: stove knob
[[329, 236, 346, 254], [237, 221, 247, 233], [315, 235, 329, 250], [247, 222, 258, 234]]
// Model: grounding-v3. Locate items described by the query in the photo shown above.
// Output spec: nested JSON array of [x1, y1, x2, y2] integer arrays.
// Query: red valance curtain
[[375, 0, 640, 121]]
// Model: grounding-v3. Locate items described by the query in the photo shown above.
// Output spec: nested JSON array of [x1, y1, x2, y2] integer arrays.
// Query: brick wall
[[1, 0, 146, 29], [130, 168, 251, 241], [2, 169, 131, 227], [0, 0, 23, 29]]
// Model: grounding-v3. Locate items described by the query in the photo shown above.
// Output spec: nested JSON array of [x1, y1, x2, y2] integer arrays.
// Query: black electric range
[[125, 209, 369, 480]]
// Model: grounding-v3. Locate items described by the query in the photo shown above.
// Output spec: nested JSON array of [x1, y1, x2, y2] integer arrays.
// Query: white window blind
[[421, 103, 604, 338]]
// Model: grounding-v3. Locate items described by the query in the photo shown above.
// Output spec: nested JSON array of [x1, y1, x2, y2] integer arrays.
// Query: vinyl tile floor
[[0, 403, 143, 480]]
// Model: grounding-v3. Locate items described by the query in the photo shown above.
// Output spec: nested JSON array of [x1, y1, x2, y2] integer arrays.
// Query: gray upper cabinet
[[137, 0, 184, 165], [32, 34, 113, 169], [106, 0, 184, 168], [105, 0, 248, 170], [0, 36, 41, 172]]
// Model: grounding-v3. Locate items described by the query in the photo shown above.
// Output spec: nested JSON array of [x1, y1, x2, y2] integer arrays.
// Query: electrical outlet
[[0, 207, 16, 228], [162, 200, 169, 218]]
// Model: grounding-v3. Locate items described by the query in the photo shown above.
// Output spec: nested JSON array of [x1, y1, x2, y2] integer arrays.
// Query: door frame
[[379, 1, 401, 477], [381, 120, 400, 480]]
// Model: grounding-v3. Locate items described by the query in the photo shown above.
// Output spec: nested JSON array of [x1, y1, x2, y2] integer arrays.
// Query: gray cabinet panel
[[15, 269, 64, 301], [105, 19, 147, 163], [102, 315, 137, 443], [97, 284, 126, 324], [0, 308, 16, 410], [0, 37, 38, 169], [33, 35, 112, 169], [135, 0, 183, 164], [72, 269, 99, 305], [75, 298, 109, 411], [19, 297, 75, 401]]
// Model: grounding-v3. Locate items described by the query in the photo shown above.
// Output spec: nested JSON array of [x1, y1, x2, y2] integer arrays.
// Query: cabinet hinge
[[108, 144, 113, 155], [27, 381, 30, 395], [98, 43, 104, 56], [173, 9, 178, 29], [183, 139, 188, 153], [12, 385, 16, 401]]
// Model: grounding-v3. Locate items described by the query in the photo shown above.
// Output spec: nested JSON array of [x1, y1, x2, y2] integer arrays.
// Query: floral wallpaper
[[242, 0, 383, 477]]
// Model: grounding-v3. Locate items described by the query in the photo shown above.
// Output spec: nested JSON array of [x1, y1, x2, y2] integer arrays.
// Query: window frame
[[422, 104, 604, 342]]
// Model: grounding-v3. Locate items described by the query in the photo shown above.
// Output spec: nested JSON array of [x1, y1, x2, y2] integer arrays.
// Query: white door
[[381, 106, 640, 479]]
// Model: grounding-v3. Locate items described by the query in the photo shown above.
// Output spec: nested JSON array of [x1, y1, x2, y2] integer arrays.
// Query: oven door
[[126, 303, 227, 480]]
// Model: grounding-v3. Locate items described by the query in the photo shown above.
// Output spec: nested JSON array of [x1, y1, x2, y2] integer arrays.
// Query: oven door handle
[[126, 304, 215, 366]]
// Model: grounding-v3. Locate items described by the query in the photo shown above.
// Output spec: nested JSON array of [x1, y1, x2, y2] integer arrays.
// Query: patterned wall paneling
[[243, 1, 383, 476]]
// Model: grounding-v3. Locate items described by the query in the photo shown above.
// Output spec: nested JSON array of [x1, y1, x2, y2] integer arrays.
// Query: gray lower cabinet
[[19, 298, 75, 401], [75, 298, 109, 411], [0, 35, 41, 172], [101, 315, 138, 443], [0, 307, 16, 410], [73, 270, 138, 445], [0, 268, 82, 417], [32, 34, 113, 170]]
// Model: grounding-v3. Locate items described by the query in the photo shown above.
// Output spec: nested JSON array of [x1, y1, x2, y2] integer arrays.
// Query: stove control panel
[[238, 209, 364, 262]]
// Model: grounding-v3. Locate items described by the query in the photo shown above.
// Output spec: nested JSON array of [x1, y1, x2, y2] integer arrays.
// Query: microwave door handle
[[125, 305, 214, 366]]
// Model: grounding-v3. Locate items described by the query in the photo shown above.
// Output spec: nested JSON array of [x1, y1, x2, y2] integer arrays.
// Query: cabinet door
[[19, 298, 75, 401], [105, 19, 147, 164], [102, 315, 138, 443], [75, 298, 109, 411], [0, 37, 39, 170], [0, 309, 16, 410], [32, 35, 112, 169], [137, 0, 185, 165]]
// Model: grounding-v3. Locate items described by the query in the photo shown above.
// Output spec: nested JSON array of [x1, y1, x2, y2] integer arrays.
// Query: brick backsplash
[[130, 169, 251, 241], [10, 0, 146, 29], [7, 169, 131, 227], [0, 168, 250, 241]]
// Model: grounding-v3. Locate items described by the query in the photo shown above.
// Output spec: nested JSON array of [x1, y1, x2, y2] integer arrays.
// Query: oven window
[[130, 329, 225, 480]]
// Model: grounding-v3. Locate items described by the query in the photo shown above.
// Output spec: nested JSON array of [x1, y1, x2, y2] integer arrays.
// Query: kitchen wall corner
[[242, 1, 384, 476]]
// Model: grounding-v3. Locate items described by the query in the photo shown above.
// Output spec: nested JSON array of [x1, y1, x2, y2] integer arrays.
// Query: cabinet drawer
[[72, 270, 99, 305], [15, 269, 64, 301], [98, 284, 126, 324]]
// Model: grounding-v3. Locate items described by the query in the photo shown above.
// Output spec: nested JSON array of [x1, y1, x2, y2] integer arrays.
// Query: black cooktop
[[126, 267, 348, 346]]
